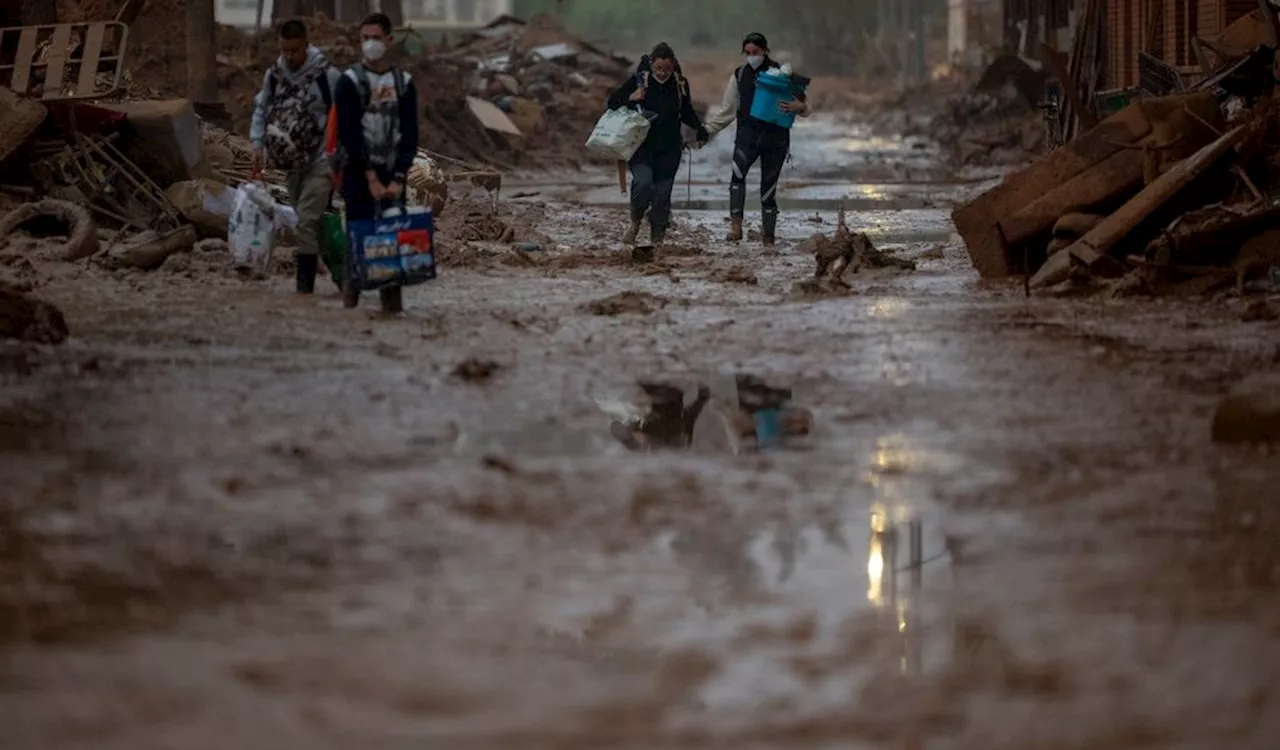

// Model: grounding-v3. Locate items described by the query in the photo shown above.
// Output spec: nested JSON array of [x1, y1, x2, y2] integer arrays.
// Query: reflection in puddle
[[868, 297, 912, 319], [602, 375, 813, 454], [868, 511, 926, 676]]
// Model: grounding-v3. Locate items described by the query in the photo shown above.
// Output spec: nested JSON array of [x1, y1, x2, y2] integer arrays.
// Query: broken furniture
[[0, 21, 129, 101], [953, 91, 1226, 278], [29, 129, 182, 237]]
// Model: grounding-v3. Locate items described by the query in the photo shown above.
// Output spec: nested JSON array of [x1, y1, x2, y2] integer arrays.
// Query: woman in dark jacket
[[608, 42, 708, 245]]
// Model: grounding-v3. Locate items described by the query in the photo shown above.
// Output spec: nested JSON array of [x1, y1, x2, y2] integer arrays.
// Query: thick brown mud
[[2, 116, 1280, 748]]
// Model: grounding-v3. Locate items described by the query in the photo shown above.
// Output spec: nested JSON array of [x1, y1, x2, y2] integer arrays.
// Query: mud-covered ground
[[3, 115, 1280, 748]]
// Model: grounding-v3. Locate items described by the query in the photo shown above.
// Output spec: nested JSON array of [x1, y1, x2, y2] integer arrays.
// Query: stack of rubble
[[118, 7, 630, 170], [954, 9, 1280, 299], [867, 55, 1046, 168], [432, 14, 633, 167]]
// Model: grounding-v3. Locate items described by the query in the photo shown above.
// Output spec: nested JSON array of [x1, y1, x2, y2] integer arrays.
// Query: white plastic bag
[[585, 107, 651, 161], [227, 183, 276, 271]]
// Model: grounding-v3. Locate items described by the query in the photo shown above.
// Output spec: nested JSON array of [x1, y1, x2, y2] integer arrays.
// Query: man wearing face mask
[[607, 42, 707, 246], [249, 20, 341, 294], [703, 32, 811, 246], [333, 12, 420, 313]]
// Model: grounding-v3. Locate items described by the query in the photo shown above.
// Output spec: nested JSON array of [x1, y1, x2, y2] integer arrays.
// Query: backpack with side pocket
[[325, 66, 408, 189], [262, 65, 331, 171]]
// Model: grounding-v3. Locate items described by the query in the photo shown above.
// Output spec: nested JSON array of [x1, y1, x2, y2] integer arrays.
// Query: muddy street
[[3, 105, 1280, 748]]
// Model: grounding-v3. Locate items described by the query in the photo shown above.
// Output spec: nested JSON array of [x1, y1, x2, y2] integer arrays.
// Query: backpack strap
[[316, 69, 332, 109], [345, 66, 406, 106], [344, 67, 371, 107]]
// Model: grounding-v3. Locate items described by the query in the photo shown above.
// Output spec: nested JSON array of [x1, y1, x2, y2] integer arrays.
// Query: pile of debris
[[119, 7, 630, 169], [430, 14, 634, 168], [914, 88, 1046, 167], [794, 207, 917, 294], [0, 86, 475, 340], [863, 56, 1046, 168], [954, 9, 1280, 299]]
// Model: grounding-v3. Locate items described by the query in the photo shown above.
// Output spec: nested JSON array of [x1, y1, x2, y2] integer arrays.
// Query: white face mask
[[747, 54, 764, 69], [362, 39, 387, 62]]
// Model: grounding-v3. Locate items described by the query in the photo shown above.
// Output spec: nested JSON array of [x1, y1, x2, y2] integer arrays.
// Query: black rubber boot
[[650, 226, 666, 246], [296, 253, 318, 294], [762, 208, 778, 247], [342, 281, 360, 309], [379, 285, 404, 315]]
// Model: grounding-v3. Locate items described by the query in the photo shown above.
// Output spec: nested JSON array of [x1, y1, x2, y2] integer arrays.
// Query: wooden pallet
[[1, 21, 129, 101]]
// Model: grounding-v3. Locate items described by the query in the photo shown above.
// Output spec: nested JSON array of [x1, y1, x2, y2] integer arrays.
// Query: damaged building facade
[[1105, 0, 1271, 88], [953, 1, 1272, 86]]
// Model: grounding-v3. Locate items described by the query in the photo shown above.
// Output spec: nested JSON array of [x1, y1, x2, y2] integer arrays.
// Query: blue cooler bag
[[749, 70, 810, 129], [346, 206, 437, 292]]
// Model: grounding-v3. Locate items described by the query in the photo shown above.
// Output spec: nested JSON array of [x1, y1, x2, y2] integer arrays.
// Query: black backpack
[[262, 65, 332, 171]]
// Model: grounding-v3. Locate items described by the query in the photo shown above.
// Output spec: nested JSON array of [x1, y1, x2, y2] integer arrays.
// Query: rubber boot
[[622, 219, 641, 244], [343, 283, 360, 309], [296, 253, 318, 294], [727, 217, 743, 242], [651, 226, 666, 246], [762, 208, 778, 247], [727, 181, 745, 242], [380, 285, 404, 315]]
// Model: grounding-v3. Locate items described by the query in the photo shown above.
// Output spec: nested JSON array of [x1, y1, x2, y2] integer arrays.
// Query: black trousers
[[629, 145, 683, 237], [730, 126, 789, 220]]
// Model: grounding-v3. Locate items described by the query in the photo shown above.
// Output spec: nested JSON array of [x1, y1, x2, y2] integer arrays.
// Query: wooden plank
[[1068, 124, 1248, 271], [998, 148, 1145, 246], [42, 24, 73, 100], [76, 23, 106, 97], [11, 27, 39, 95]]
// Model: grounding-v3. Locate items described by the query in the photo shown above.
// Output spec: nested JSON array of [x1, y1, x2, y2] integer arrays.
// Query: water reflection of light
[[868, 298, 911, 319], [838, 136, 898, 154], [855, 184, 888, 201], [866, 533, 884, 605]]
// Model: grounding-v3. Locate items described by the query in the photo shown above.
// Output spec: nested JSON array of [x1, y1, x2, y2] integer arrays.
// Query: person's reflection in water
[[610, 382, 710, 451]]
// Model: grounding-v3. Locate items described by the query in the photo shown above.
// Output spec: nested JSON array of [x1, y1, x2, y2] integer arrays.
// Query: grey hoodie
[[249, 46, 342, 164]]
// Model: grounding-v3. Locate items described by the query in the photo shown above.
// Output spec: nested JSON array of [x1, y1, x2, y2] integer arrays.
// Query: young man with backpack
[[333, 12, 420, 314], [249, 19, 341, 294], [703, 32, 811, 246]]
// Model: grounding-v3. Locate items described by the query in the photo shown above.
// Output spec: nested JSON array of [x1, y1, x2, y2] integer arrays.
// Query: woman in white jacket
[[703, 32, 811, 245]]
